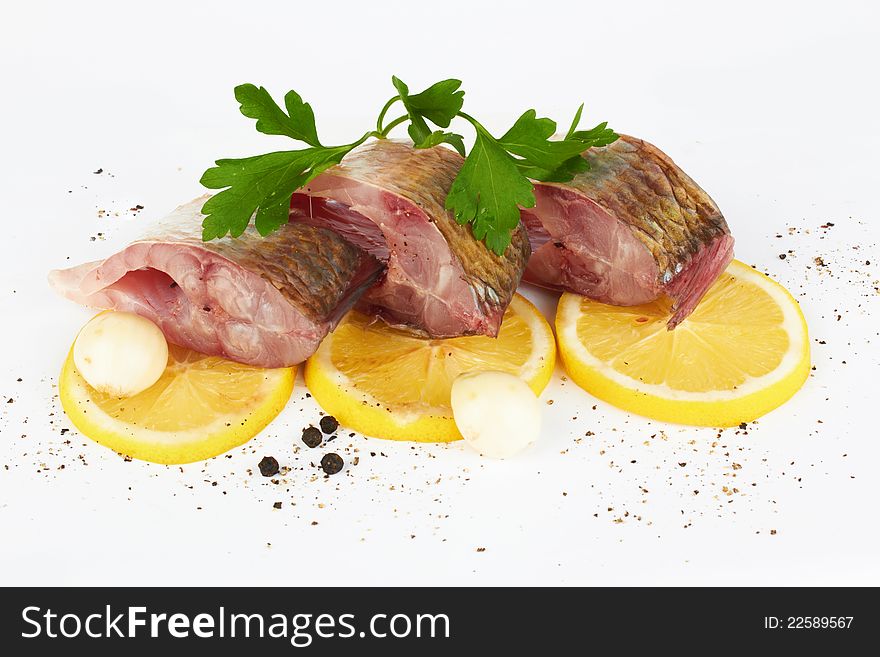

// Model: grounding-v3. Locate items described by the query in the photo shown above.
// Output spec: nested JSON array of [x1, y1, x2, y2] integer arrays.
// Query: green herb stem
[[376, 96, 400, 133], [455, 111, 487, 135], [377, 115, 409, 138]]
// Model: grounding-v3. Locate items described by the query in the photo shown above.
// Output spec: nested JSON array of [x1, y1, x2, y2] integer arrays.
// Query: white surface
[[1, 0, 878, 586]]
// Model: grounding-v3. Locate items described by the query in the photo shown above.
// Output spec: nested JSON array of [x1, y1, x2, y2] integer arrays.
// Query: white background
[[1, 0, 878, 585]]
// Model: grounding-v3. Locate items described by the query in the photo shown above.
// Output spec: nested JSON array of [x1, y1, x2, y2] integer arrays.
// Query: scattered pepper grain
[[302, 426, 323, 448], [321, 453, 344, 475], [319, 415, 339, 434], [258, 456, 279, 477]]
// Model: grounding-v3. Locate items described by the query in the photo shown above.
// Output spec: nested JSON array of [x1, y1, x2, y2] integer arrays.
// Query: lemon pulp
[[556, 260, 810, 426], [304, 294, 555, 442]]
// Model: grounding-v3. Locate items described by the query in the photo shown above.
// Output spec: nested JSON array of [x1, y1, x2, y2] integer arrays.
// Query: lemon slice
[[556, 260, 810, 426], [60, 342, 294, 464], [304, 294, 555, 442]]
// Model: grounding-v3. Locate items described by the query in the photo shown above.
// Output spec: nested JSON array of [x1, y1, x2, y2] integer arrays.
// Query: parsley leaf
[[200, 146, 352, 239], [498, 110, 591, 172], [564, 103, 585, 140], [417, 130, 466, 156], [446, 105, 616, 254], [569, 120, 619, 148], [392, 76, 465, 147], [392, 76, 464, 128], [200, 84, 366, 239], [566, 104, 618, 147], [446, 125, 535, 255], [234, 84, 321, 147], [516, 154, 589, 183]]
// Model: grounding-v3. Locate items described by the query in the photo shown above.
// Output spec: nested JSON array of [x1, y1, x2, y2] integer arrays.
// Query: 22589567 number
[[764, 616, 853, 629], [790, 617, 853, 629]]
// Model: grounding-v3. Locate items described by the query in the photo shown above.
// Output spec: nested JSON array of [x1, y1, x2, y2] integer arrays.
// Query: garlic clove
[[73, 312, 169, 398], [451, 370, 541, 459]]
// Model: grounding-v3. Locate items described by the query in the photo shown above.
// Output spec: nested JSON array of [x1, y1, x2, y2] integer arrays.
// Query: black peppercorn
[[302, 426, 323, 448], [320, 453, 344, 475], [258, 456, 279, 477], [319, 415, 339, 434]]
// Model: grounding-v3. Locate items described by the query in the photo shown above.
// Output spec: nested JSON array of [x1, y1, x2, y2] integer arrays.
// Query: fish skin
[[568, 135, 730, 280], [331, 141, 530, 307], [302, 139, 531, 337], [50, 197, 382, 367], [143, 199, 377, 325], [524, 135, 734, 328]]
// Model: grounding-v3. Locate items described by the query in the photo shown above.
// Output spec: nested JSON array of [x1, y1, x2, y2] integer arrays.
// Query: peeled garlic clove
[[451, 371, 541, 459], [73, 312, 169, 397]]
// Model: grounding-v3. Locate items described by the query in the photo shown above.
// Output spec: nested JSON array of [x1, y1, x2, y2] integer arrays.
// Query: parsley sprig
[[200, 78, 616, 254]]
